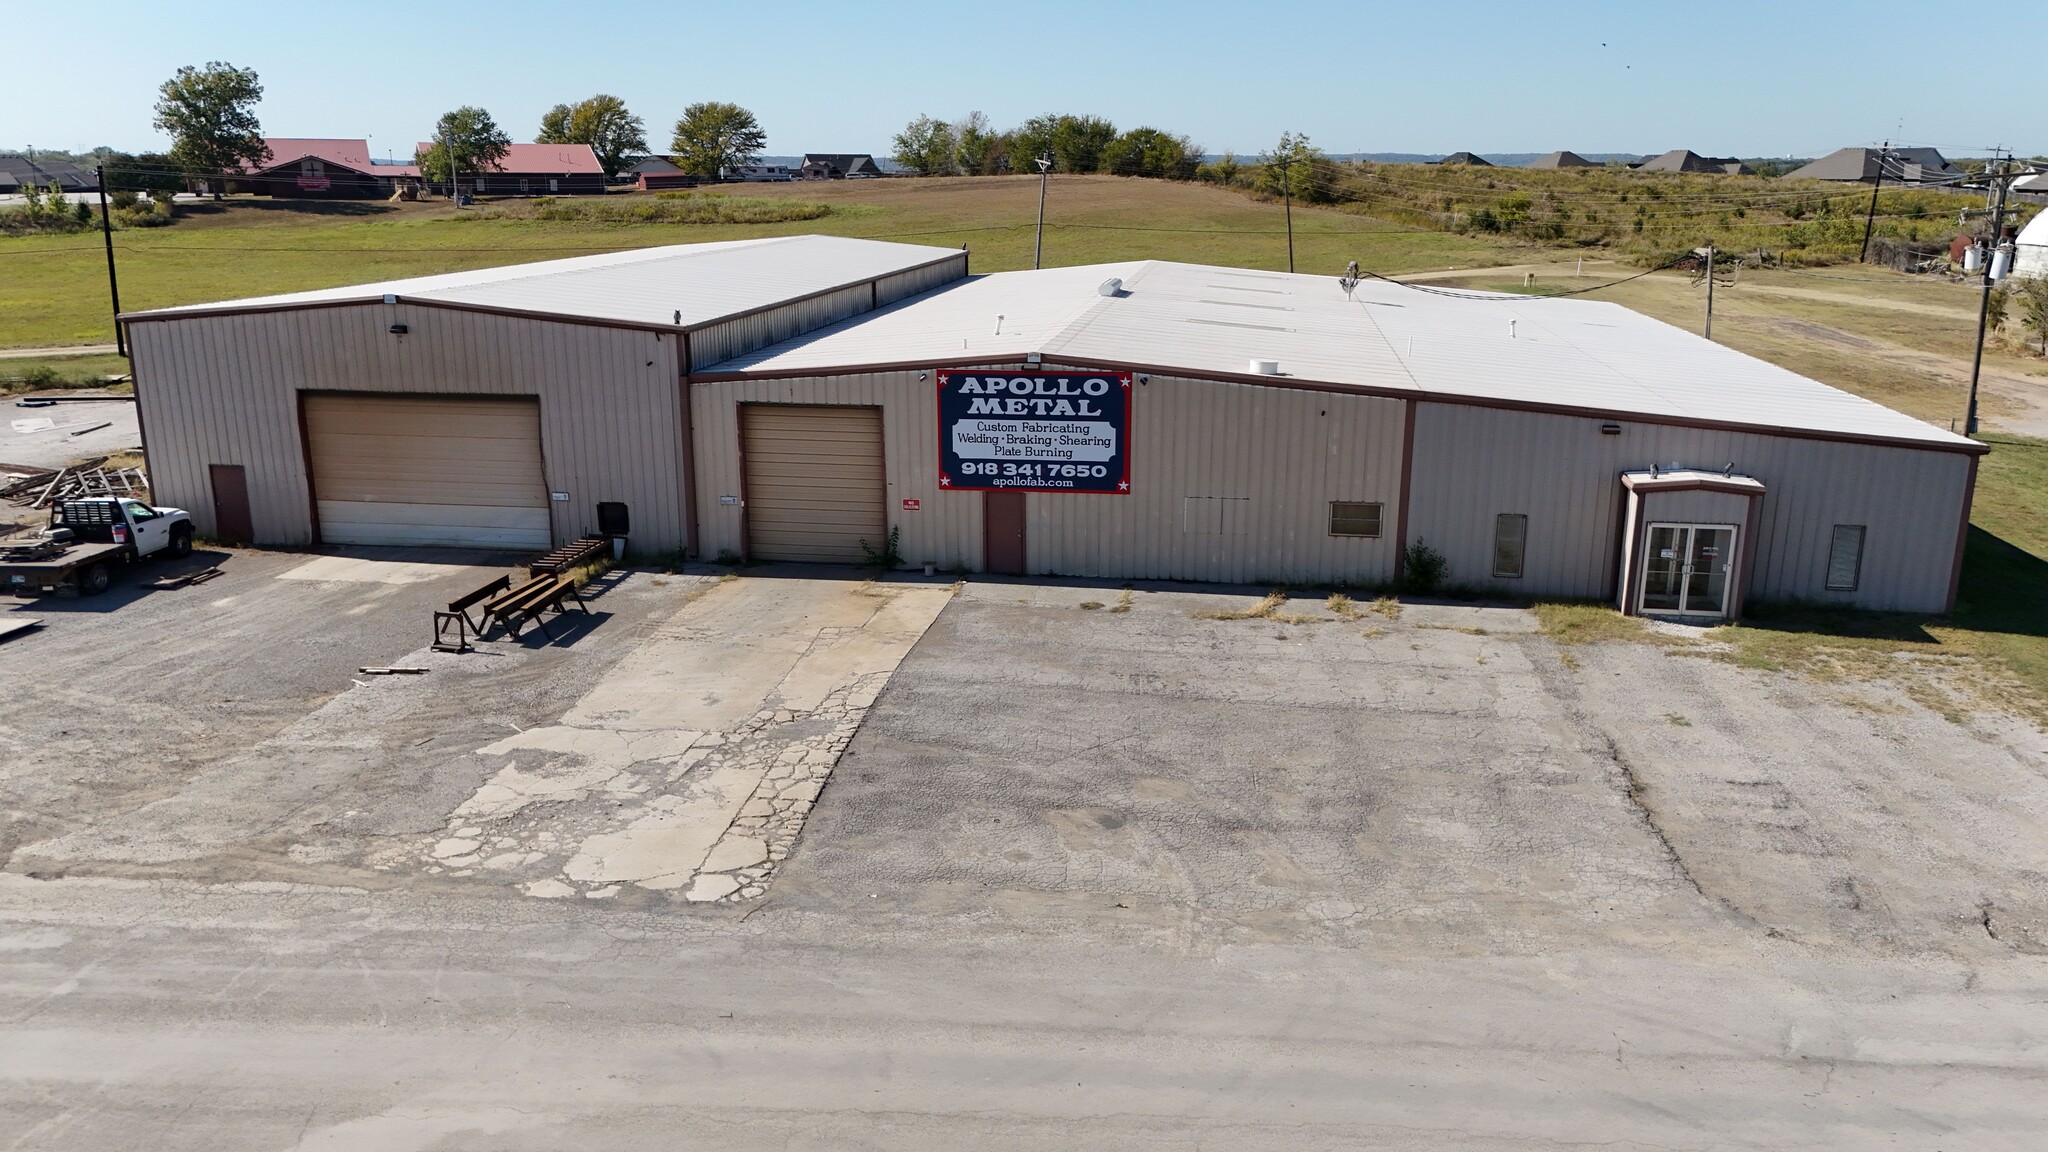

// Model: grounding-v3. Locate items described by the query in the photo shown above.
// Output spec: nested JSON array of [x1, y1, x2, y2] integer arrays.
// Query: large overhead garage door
[[305, 394, 552, 549], [742, 404, 886, 562]]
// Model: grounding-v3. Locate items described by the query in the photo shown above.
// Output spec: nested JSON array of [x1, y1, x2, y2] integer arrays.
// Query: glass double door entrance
[[1639, 523, 1738, 617]]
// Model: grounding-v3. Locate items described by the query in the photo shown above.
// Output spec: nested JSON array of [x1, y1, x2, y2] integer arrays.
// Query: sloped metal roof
[[122, 235, 968, 331], [710, 258, 1977, 450]]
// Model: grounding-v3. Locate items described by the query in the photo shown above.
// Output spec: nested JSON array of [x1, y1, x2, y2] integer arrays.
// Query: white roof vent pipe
[[1098, 277, 1124, 297], [1249, 359, 1281, 376]]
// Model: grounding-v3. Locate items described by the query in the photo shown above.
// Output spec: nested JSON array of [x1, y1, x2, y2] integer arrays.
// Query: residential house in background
[[1784, 147, 1964, 185], [1527, 150, 1595, 169], [1633, 149, 1751, 175], [415, 142, 605, 196], [1434, 152, 1492, 166], [0, 155, 98, 194], [800, 154, 883, 179]]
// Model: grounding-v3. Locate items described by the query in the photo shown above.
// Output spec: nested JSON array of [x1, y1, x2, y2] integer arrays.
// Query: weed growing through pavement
[[1109, 589, 1135, 613], [1369, 596, 1401, 620]]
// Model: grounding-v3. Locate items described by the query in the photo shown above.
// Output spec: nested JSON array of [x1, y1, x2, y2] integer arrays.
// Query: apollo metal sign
[[936, 371, 1131, 494]]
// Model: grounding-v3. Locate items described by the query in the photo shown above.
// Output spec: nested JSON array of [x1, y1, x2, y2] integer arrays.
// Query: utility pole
[[1696, 245, 1716, 340], [1032, 153, 1052, 270], [1858, 140, 1888, 263], [1966, 152, 2012, 437], [442, 122, 461, 208], [95, 165, 125, 359], [1279, 156, 1296, 274]]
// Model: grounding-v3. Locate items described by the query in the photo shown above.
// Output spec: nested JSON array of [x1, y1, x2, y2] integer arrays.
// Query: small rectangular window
[[1329, 501, 1382, 538], [1825, 525, 1865, 591], [1492, 514, 1528, 578]]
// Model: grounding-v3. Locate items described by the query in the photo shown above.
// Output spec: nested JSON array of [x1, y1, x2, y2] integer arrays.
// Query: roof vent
[[1098, 277, 1124, 297], [1249, 359, 1281, 376]]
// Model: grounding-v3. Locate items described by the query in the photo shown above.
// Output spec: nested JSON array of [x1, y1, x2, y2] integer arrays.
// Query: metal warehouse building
[[125, 235, 1983, 619]]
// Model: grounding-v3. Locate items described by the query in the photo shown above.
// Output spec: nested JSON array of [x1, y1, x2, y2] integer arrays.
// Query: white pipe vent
[[1249, 359, 1281, 376]]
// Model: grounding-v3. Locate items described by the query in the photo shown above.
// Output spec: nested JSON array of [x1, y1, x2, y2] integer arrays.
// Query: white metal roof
[[712, 258, 1976, 449], [123, 235, 964, 331]]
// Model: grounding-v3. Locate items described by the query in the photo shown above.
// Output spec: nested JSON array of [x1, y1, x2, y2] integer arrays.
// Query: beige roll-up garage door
[[305, 394, 551, 549], [742, 404, 886, 562]]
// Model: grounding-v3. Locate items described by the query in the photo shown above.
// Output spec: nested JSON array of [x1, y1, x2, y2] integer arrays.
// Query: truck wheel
[[168, 527, 193, 558], [79, 563, 112, 596]]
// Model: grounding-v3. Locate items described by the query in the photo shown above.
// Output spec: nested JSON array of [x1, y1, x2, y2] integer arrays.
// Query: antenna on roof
[[1339, 260, 1360, 300]]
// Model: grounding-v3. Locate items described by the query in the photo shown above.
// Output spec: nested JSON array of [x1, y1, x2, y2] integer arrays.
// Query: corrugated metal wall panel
[[692, 366, 1405, 584], [688, 284, 877, 371], [1644, 490, 1750, 524], [1409, 403, 1971, 612], [1021, 371, 1403, 585], [128, 305, 686, 553], [874, 254, 969, 307]]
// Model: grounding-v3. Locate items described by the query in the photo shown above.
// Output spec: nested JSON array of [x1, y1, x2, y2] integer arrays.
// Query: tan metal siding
[[874, 254, 969, 306], [128, 305, 686, 553], [692, 366, 1406, 584], [741, 405, 886, 561], [1644, 490, 1750, 524], [688, 284, 876, 371], [1409, 402, 1970, 612]]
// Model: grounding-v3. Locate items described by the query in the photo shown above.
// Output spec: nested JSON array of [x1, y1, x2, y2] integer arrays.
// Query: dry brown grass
[[1195, 589, 1324, 624], [1108, 589, 1134, 613]]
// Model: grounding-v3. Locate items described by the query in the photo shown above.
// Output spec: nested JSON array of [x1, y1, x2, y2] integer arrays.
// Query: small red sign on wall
[[901, 498, 921, 510]]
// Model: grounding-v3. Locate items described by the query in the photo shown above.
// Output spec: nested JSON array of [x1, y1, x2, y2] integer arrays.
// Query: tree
[[417, 106, 511, 188], [1008, 114, 1118, 175], [953, 111, 1001, 175], [1101, 127, 1200, 180], [891, 115, 957, 176], [670, 102, 766, 179], [1258, 131, 1337, 204], [1051, 115, 1118, 174], [2017, 277, 2048, 355], [536, 94, 647, 178], [103, 151, 186, 197], [152, 62, 266, 197]]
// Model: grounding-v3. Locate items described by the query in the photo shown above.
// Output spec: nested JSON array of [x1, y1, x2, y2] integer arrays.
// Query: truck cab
[[56, 498, 195, 559], [1, 497, 195, 595]]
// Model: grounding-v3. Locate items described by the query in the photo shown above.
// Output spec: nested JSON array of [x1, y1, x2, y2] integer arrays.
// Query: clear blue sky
[[7, 0, 2041, 159]]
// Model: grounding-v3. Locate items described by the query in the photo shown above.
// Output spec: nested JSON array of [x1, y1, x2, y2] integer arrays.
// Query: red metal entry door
[[209, 463, 253, 545], [983, 490, 1026, 575]]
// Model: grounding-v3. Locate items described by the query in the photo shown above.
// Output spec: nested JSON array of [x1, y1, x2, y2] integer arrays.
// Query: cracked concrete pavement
[[4, 563, 2048, 1148]]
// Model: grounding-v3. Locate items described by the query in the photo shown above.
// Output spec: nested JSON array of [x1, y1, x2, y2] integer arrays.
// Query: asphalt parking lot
[[3, 558, 2047, 1149]]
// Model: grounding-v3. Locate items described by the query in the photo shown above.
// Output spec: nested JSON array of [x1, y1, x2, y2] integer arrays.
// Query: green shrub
[[1401, 540, 1448, 594], [110, 190, 139, 211]]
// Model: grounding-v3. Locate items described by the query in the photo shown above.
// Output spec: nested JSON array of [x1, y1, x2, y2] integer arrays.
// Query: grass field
[[0, 177, 1524, 353], [7, 174, 2048, 718]]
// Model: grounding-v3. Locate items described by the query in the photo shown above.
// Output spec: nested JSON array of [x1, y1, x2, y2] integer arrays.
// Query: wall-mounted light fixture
[[1600, 422, 1622, 435], [388, 323, 409, 335]]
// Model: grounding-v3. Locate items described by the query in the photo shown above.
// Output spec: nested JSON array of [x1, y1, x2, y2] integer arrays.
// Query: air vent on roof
[[1249, 359, 1281, 376], [1098, 277, 1124, 297]]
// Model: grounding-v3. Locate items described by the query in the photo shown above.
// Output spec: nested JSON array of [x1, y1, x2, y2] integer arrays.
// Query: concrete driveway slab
[[428, 573, 953, 901]]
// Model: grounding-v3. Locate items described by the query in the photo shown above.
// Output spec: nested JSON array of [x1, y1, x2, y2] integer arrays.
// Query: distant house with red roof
[[234, 139, 418, 199], [415, 142, 606, 197]]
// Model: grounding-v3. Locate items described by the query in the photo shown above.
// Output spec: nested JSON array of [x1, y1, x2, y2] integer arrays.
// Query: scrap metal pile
[[0, 458, 149, 509]]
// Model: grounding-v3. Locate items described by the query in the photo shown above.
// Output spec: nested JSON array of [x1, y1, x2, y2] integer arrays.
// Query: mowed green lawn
[[0, 176, 1523, 351]]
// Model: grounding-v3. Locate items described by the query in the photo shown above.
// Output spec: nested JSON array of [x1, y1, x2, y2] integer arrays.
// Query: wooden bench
[[530, 536, 609, 577], [448, 574, 512, 633], [481, 573, 588, 640]]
